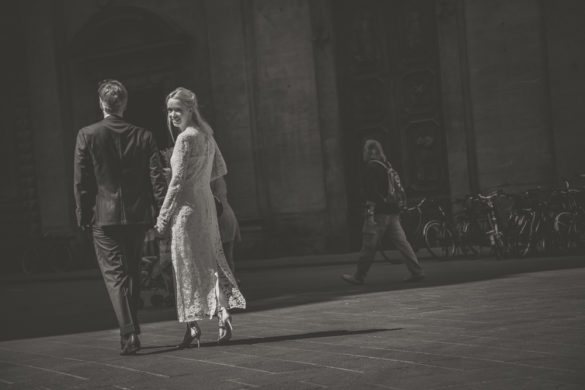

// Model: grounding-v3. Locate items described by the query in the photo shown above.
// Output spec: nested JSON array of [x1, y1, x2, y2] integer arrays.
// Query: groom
[[73, 79, 167, 355]]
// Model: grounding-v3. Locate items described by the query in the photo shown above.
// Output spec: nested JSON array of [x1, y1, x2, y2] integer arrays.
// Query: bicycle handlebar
[[402, 197, 427, 212]]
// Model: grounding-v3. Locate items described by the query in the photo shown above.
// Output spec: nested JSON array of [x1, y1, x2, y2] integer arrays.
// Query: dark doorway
[[70, 6, 192, 150], [126, 85, 170, 149], [333, 0, 450, 248]]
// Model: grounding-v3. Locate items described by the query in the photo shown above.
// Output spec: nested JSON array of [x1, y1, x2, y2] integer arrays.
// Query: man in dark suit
[[73, 79, 167, 355]]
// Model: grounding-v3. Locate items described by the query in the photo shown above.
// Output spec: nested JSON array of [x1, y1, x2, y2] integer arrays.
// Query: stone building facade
[[1, 0, 583, 268]]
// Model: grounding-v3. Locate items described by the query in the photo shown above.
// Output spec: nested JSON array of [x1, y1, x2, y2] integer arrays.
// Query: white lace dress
[[156, 127, 246, 322]]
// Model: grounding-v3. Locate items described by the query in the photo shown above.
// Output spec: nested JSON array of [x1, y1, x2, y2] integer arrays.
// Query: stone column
[[435, 0, 477, 198], [25, 0, 71, 234], [464, 0, 553, 191], [309, 0, 349, 250], [205, 0, 262, 222]]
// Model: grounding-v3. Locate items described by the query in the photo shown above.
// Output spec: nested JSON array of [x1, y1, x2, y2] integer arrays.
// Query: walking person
[[73, 79, 167, 355], [341, 139, 425, 285], [211, 176, 241, 276], [154, 87, 246, 348]]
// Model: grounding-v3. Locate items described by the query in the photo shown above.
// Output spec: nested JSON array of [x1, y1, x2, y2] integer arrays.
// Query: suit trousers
[[356, 214, 424, 280], [92, 225, 146, 336]]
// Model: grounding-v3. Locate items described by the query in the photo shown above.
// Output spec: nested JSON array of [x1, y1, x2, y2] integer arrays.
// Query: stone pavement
[[1, 254, 584, 389]]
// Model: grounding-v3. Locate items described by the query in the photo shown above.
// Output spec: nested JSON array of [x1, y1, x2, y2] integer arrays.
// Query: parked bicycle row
[[378, 180, 585, 261]]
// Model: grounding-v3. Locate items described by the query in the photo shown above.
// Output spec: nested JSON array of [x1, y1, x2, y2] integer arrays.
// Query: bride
[[155, 87, 246, 347]]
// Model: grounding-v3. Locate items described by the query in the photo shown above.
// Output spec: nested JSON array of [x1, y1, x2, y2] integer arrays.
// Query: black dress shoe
[[120, 333, 141, 355]]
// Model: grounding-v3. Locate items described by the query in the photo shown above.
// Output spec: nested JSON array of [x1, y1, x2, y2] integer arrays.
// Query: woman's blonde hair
[[165, 87, 213, 143], [362, 139, 387, 162]]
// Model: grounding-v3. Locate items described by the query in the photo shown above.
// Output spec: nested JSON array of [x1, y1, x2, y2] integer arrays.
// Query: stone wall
[[543, 0, 585, 181], [24, 0, 72, 234], [204, 0, 348, 257], [437, 0, 584, 195], [21, 0, 347, 259], [464, 0, 553, 191], [436, 0, 476, 198]]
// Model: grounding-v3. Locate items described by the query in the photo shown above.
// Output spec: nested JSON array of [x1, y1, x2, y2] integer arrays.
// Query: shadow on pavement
[[137, 328, 398, 355], [2, 254, 584, 342]]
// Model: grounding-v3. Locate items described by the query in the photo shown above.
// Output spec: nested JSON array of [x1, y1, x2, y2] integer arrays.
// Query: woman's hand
[[154, 219, 168, 238]]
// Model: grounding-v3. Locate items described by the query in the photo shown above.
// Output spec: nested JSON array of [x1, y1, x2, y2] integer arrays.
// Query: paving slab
[[1, 254, 584, 389]]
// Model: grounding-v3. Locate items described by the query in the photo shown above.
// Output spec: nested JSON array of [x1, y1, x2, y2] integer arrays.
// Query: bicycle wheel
[[423, 220, 456, 260], [510, 215, 531, 258], [574, 214, 585, 250], [492, 232, 506, 259], [553, 211, 574, 253], [531, 218, 549, 256]]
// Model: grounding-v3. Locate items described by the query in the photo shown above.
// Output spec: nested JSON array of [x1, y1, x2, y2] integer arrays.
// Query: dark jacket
[[73, 115, 167, 227], [363, 159, 401, 215]]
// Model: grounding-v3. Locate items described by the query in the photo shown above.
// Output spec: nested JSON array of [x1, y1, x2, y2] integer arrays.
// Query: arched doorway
[[70, 5, 195, 148]]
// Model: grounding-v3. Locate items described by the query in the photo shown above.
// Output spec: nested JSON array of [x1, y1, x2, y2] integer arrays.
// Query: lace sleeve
[[155, 133, 192, 233]]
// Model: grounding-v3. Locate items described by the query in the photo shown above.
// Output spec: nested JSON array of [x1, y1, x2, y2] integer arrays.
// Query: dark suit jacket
[[73, 115, 167, 227]]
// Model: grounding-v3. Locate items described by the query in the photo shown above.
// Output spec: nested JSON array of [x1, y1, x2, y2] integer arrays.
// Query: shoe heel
[[179, 322, 201, 349], [217, 309, 233, 344]]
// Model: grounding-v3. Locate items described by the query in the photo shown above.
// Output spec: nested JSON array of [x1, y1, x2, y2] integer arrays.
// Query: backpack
[[371, 160, 407, 207]]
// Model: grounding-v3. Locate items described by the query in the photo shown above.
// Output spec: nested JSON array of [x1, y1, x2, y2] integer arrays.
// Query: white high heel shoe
[[217, 308, 232, 344]]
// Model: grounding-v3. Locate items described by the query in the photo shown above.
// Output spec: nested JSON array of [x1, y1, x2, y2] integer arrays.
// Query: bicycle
[[451, 196, 488, 258], [552, 180, 585, 254], [460, 191, 507, 259], [422, 199, 457, 260], [505, 188, 555, 258], [20, 232, 75, 275]]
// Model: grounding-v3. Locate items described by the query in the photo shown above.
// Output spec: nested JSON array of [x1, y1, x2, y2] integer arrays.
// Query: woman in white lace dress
[[154, 87, 246, 347]]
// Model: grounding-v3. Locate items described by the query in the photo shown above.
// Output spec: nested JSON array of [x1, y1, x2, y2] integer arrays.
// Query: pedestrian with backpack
[[341, 139, 425, 285]]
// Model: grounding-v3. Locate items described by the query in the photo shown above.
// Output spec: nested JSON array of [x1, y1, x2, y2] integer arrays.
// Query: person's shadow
[[137, 327, 400, 355]]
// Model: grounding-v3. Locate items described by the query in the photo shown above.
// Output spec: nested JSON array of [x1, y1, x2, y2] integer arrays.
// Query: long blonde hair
[[165, 87, 213, 144]]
